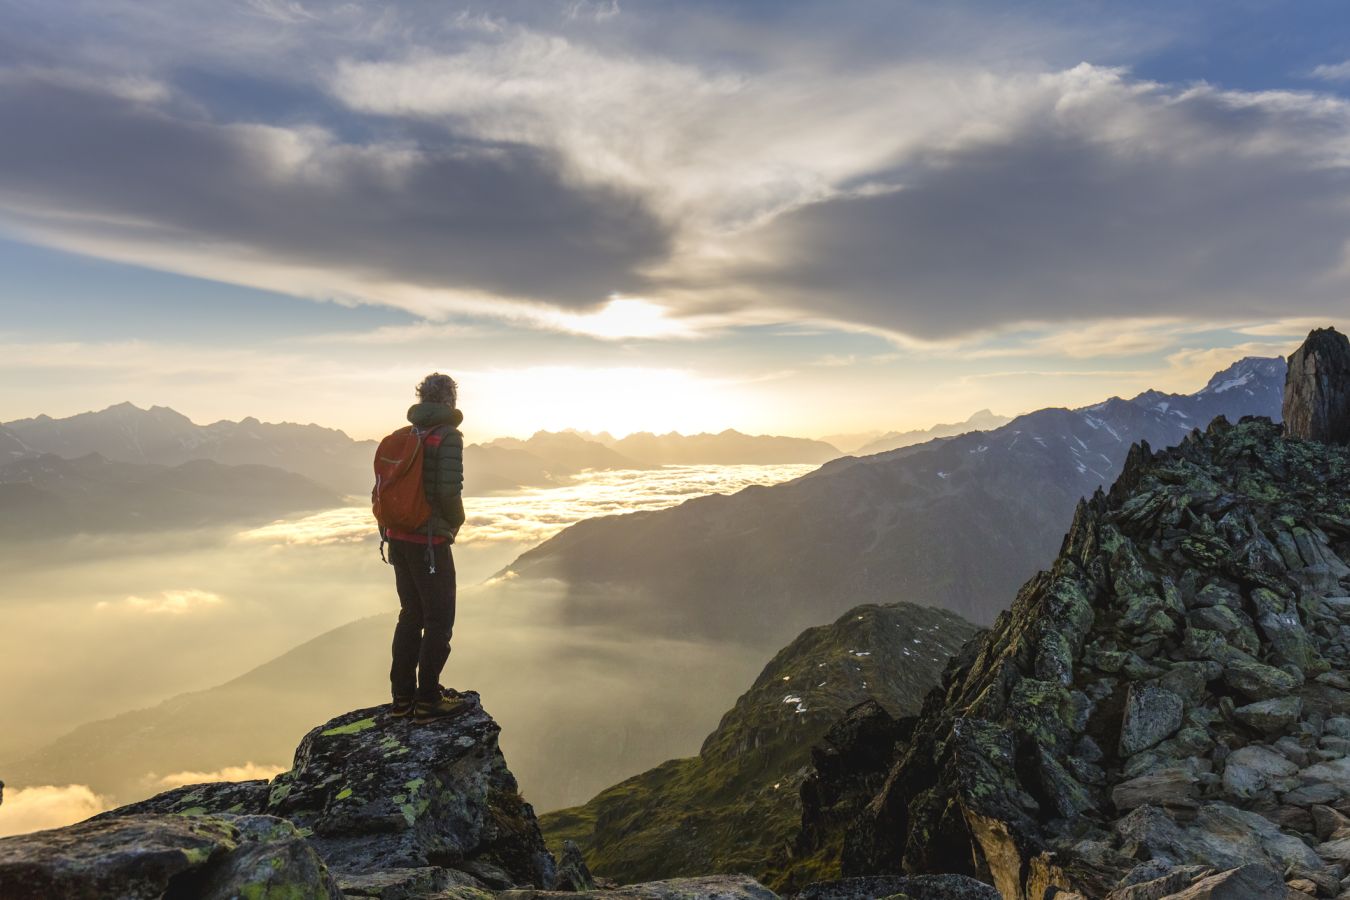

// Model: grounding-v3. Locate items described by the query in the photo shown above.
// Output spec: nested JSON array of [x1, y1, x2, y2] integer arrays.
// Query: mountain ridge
[[499, 357, 1288, 644]]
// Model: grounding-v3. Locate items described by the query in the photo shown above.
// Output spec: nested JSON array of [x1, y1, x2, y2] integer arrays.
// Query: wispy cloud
[[155, 762, 286, 788], [96, 589, 224, 615], [1311, 60, 1350, 82]]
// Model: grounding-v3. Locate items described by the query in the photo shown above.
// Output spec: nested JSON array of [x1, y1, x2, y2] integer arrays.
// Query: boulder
[[1120, 685, 1185, 757], [1111, 768, 1199, 813], [1231, 696, 1302, 733], [335, 865, 490, 898], [1153, 863, 1284, 899], [1104, 864, 1214, 900], [1283, 327, 1350, 445], [266, 698, 555, 887], [1298, 756, 1350, 795], [797, 874, 1001, 899], [0, 812, 342, 900], [1114, 803, 1322, 873], [556, 839, 597, 892], [499, 874, 779, 899], [1220, 745, 1299, 799], [1221, 660, 1300, 702]]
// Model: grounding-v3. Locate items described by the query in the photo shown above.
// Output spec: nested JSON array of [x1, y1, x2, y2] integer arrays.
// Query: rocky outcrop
[[797, 414, 1350, 898], [0, 812, 343, 899], [0, 695, 568, 898], [1284, 327, 1350, 446], [97, 695, 556, 890], [268, 700, 554, 886]]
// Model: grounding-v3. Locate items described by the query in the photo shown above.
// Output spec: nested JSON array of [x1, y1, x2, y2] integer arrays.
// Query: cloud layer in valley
[[0, 785, 110, 837]]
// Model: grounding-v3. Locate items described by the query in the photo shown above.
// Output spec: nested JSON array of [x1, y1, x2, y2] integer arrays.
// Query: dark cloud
[[716, 90, 1350, 339], [0, 78, 668, 308]]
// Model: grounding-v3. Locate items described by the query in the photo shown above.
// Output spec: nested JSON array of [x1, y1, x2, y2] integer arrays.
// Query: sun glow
[[463, 364, 748, 438], [542, 298, 698, 340]]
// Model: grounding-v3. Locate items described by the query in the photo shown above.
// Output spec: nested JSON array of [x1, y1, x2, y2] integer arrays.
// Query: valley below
[[0, 460, 816, 833]]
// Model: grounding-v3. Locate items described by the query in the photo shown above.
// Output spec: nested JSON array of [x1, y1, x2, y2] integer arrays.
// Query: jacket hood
[[406, 403, 464, 429]]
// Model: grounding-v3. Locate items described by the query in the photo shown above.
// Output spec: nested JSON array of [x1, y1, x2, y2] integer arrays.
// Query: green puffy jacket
[[407, 402, 466, 538]]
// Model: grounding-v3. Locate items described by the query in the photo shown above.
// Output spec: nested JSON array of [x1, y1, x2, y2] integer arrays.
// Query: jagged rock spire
[[1283, 327, 1350, 445]]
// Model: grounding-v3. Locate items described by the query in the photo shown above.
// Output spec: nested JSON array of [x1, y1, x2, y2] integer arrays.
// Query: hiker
[[372, 372, 470, 722]]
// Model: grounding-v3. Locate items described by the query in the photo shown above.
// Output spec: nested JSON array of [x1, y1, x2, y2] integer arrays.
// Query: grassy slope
[[541, 601, 979, 890]]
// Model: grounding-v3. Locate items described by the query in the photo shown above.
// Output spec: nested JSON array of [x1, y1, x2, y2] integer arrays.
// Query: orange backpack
[[372, 425, 442, 539]]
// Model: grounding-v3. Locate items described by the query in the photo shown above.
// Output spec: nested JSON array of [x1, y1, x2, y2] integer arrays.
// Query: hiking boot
[[390, 697, 414, 717], [414, 694, 473, 723]]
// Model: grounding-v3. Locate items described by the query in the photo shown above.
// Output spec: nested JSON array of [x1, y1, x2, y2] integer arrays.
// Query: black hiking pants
[[388, 539, 456, 702]]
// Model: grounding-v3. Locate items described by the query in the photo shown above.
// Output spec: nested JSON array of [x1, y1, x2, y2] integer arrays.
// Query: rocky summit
[[0, 696, 798, 899], [785, 410, 1350, 899], [0, 697, 561, 899], [1285, 327, 1350, 446]]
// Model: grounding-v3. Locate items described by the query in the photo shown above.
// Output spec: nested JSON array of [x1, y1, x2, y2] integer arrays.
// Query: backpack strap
[[420, 425, 449, 574]]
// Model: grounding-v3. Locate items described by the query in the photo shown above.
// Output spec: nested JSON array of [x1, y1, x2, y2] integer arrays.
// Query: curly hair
[[416, 372, 458, 406]]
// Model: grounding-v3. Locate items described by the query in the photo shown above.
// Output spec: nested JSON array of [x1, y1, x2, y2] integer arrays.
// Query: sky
[[1, 0, 1349, 442]]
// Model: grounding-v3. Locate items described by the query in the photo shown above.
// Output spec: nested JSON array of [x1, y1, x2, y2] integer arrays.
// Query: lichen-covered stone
[[1119, 685, 1184, 757], [1230, 696, 1302, 732], [499, 874, 779, 899], [0, 812, 342, 900], [93, 779, 270, 821], [798, 874, 1001, 899], [267, 697, 555, 887]]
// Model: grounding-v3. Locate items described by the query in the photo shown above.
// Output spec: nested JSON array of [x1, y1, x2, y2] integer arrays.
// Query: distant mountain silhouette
[[3, 403, 374, 495], [484, 431, 649, 474], [0, 452, 341, 538], [3, 405, 832, 496], [573, 430, 841, 466], [854, 409, 1010, 455], [500, 358, 1288, 643]]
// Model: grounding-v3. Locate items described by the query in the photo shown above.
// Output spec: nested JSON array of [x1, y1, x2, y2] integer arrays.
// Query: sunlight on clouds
[[1165, 342, 1296, 386], [543, 298, 698, 339], [0, 785, 110, 837], [154, 762, 287, 789], [96, 589, 224, 615]]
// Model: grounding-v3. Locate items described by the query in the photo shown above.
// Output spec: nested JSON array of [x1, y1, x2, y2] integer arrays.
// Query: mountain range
[[571, 430, 842, 466], [853, 409, 1011, 456], [500, 358, 1286, 646], [0, 405, 842, 500]]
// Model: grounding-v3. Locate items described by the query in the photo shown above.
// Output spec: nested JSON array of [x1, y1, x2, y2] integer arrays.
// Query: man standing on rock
[[372, 372, 471, 723]]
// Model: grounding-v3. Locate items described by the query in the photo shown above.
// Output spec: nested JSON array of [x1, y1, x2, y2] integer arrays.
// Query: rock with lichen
[[266, 697, 554, 887], [790, 362, 1350, 899], [1284, 326, 1350, 445], [0, 812, 342, 899], [89, 693, 557, 893]]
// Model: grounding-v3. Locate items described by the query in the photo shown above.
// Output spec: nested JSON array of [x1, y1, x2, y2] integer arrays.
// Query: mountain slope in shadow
[[503, 359, 1285, 646]]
